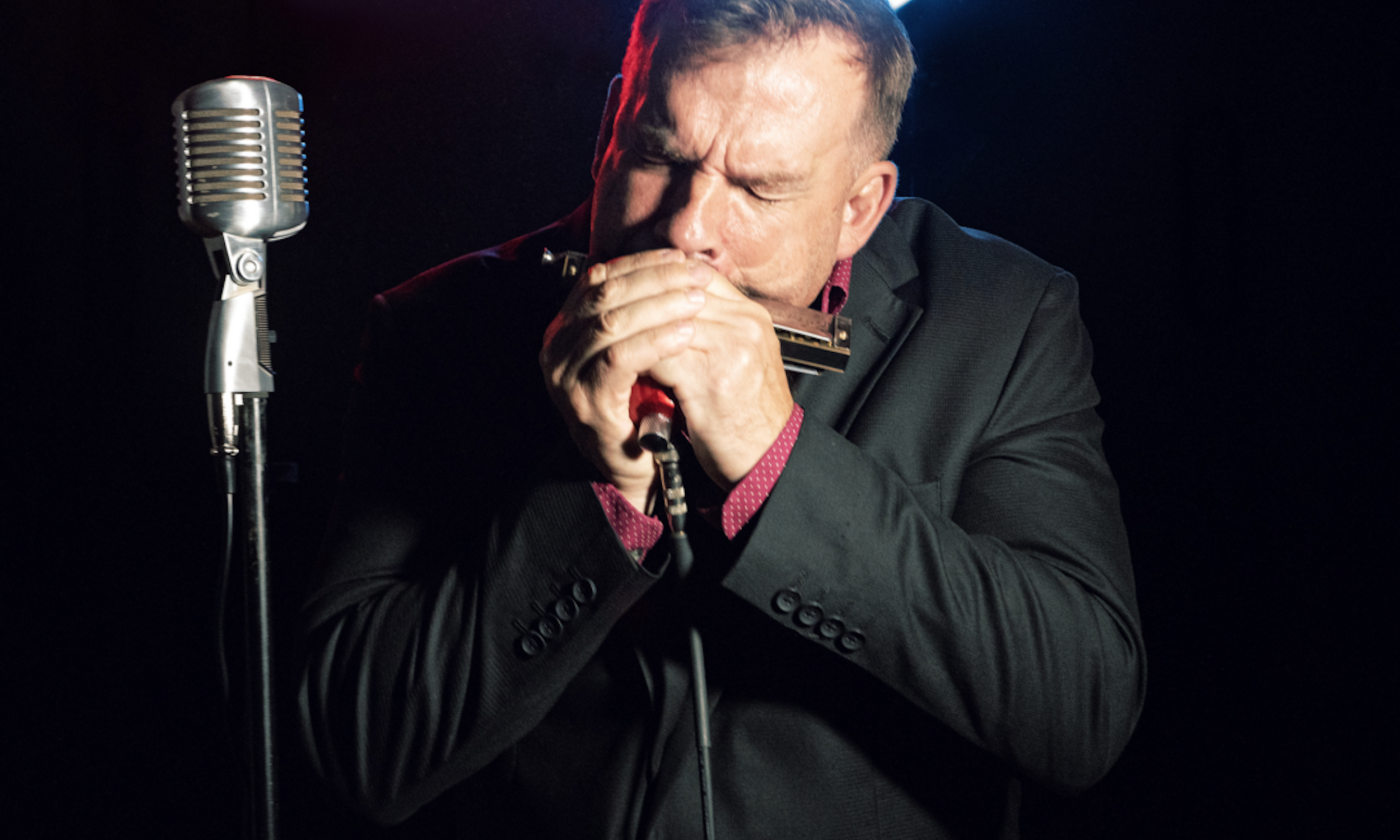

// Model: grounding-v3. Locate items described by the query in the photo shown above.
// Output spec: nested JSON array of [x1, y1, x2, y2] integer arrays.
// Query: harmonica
[[543, 249, 851, 376]]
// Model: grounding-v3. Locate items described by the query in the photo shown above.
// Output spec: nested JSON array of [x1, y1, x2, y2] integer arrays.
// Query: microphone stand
[[174, 76, 307, 840], [205, 233, 280, 840], [240, 395, 278, 840]]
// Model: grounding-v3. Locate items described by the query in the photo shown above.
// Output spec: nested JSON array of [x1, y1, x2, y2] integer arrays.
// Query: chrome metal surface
[[173, 76, 308, 241]]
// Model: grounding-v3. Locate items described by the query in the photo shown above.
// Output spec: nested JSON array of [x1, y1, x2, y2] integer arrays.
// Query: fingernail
[[686, 288, 705, 304], [675, 320, 695, 337], [688, 262, 711, 281]]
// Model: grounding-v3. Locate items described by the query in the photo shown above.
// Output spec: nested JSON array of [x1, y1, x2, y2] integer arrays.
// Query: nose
[[657, 169, 724, 261]]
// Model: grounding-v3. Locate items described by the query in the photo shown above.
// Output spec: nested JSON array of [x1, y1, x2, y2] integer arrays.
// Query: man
[[299, 2, 1145, 837]]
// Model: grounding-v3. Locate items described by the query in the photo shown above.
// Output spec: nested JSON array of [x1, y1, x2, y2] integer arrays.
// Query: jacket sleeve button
[[516, 632, 546, 658], [794, 603, 823, 628], [772, 589, 801, 614], [534, 615, 563, 640], [836, 631, 866, 653], [552, 597, 580, 622], [571, 578, 598, 604], [817, 617, 845, 640]]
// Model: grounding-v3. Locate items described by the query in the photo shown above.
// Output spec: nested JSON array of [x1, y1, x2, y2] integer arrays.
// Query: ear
[[835, 160, 899, 261], [592, 75, 626, 181]]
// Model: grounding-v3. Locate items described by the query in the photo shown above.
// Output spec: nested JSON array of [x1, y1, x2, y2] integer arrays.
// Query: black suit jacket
[[299, 198, 1145, 839]]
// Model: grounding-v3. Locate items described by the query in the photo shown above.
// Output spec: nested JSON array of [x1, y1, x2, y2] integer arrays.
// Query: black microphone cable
[[541, 249, 717, 837], [644, 437, 716, 840]]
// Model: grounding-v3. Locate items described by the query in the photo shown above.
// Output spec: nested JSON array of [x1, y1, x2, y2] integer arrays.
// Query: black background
[[7, 1, 1395, 837]]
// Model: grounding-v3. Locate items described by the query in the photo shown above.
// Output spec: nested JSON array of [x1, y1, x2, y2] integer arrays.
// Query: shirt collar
[[815, 257, 853, 314]]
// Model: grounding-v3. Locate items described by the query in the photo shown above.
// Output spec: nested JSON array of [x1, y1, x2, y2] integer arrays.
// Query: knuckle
[[600, 342, 628, 371], [567, 388, 593, 419], [596, 306, 624, 337], [731, 348, 754, 372], [590, 278, 620, 311], [674, 286, 704, 312], [740, 318, 766, 345]]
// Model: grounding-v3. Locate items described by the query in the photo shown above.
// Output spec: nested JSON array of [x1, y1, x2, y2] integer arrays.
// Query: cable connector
[[652, 446, 688, 525]]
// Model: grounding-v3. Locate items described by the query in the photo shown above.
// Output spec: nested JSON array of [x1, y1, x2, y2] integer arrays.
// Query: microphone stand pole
[[205, 233, 280, 840], [240, 395, 278, 840]]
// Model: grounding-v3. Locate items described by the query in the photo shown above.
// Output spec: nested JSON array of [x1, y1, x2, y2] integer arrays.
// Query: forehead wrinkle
[[746, 46, 819, 115], [686, 60, 822, 187], [628, 29, 863, 192], [630, 77, 723, 163]]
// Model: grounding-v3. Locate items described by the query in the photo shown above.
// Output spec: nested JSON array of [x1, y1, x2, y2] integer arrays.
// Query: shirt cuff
[[592, 481, 664, 562], [719, 403, 804, 539]]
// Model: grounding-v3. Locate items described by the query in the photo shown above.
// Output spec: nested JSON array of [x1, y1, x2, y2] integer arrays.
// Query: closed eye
[[745, 185, 782, 203]]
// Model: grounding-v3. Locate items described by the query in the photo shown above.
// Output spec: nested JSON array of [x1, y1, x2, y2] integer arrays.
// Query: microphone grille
[[178, 107, 307, 205], [173, 77, 308, 240], [271, 109, 308, 204], [180, 107, 269, 204]]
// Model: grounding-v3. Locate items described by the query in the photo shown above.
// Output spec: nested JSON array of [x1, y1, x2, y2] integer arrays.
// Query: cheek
[[732, 198, 848, 302], [618, 168, 668, 227], [721, 198, 787, 264], [591, 163, 666, 257]]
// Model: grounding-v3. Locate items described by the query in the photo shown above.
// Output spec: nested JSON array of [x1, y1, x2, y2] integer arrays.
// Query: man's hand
[[541, 249, 794, 511], [648, 264, 794, 493], [541, 249, 710, 511]]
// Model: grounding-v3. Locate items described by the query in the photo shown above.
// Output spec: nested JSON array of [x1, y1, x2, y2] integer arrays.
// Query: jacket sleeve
[[722, 270, 1145, 794], [296, 291, 661, 825]]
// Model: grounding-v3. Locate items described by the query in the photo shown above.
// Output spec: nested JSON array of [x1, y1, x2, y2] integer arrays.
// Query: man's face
[[590, 28, 870, 307]]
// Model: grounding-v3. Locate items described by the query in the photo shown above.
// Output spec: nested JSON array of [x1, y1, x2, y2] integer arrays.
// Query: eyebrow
[[628, 120, 684, 160], [738, 170, 810, 191]]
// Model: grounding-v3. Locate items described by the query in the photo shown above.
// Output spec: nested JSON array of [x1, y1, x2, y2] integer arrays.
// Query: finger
[[544, 255, 704, 368], [546, 317, 695, 439], [587, 283, 707, 354], [683, 261, 746, 301], [551, 286, 704, 384], [645, 296, 783, 390], [586, 248, 687, 287], [560, 249, 682, 313], [579, 318, 697, 397], [572, 254, 712, 319], [683, 292, 776, 341]]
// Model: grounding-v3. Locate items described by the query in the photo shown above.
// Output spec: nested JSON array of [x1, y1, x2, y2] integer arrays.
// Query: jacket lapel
[[791, 214, 924, 436]]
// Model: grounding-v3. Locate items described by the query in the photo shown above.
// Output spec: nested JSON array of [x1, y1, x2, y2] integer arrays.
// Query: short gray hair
[[621, 0, 916, 161]]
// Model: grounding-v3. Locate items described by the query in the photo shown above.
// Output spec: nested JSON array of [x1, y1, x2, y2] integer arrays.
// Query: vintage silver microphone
[[173, 75, 308, 458], [173, 75, 307, 840]]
